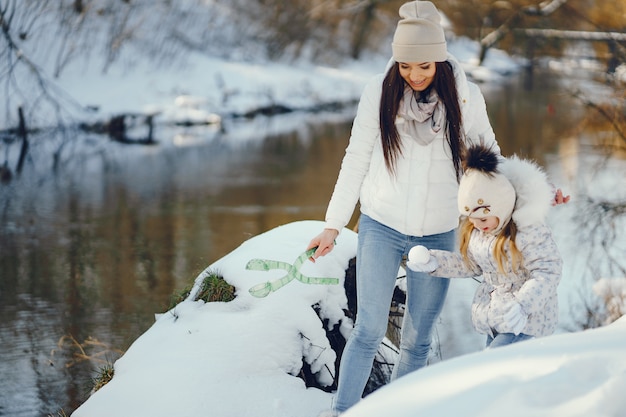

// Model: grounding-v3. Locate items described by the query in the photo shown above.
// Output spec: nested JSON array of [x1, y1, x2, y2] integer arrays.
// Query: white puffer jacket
[[430, 156, 562, 337], [325, 54, 499, 236]]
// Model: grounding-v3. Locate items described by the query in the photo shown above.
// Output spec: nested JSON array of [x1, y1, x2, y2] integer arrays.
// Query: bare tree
[[225, 0, 401, 62], [564, 88, 626, 330], [0, 0, 240, 129], [478, 0, 569, 64]]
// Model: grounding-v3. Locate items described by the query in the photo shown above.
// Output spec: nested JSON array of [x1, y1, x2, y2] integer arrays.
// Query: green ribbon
[[246, 247, 339, 297]]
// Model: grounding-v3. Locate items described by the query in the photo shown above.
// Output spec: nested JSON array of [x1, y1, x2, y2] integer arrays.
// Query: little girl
[[407, 145, 563, 348]]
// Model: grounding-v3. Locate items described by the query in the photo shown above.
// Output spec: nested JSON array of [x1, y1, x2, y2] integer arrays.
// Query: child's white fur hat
[[458, 146, 516, 232]]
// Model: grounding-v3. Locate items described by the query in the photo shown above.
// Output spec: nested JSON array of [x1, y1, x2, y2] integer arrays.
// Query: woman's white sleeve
[[324, 75, 382, 232]]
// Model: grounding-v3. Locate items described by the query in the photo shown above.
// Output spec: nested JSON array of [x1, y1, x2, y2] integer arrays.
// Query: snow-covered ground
[[70, 220, 626, 417], [42, 37, 524, 145], [344, 315, 626, 417], [71, 221, 356, 417]]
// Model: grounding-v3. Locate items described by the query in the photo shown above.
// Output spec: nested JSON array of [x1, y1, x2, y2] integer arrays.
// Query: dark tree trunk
[[16, 107, 29, 175]]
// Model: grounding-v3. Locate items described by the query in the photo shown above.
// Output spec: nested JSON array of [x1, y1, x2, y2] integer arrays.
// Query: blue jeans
[[333, 214, 454, 413], [486, 332, 533, 348]]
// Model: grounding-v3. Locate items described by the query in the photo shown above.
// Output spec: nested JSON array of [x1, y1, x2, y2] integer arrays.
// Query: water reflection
[[0, 112, 358, 416], [0, 70, 611, 416], [482, 70, 583, 161]]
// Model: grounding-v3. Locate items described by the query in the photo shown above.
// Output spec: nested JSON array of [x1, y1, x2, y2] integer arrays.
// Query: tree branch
[[478, 0, 570, 64]]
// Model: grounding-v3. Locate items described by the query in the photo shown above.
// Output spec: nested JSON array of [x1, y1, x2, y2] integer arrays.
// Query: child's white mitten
[[500, 301, 528, 335], [407, 245, 438, 273]]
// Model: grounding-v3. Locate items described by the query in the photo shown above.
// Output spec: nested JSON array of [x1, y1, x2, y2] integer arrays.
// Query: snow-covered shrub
[[593, 277, 626, 325]]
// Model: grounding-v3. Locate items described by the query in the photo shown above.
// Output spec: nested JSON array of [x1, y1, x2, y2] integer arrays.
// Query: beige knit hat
[[392, 1, 447, 63], [458, 146, 516, 233]]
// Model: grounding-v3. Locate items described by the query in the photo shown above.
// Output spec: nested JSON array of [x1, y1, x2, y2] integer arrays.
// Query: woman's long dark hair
[[379, 61, 465, 180]]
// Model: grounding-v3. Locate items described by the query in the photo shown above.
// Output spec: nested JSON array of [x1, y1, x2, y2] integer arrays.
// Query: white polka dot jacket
[[429, 154, 563, 338]]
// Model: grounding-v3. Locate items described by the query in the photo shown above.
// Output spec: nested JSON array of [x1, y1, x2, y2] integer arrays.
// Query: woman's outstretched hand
[[553, 188, 570, 206], [307, 228, 339, 263]]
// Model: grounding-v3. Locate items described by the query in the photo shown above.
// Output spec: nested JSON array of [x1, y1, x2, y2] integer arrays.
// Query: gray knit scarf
[[396, 86, 444, 146]]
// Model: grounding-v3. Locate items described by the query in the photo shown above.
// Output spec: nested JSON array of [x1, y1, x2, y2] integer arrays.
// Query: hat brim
[[392, 43, 447, 63]]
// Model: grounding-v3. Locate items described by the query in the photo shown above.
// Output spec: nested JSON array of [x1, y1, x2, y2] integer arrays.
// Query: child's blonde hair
[[459, 217, 523, 273]]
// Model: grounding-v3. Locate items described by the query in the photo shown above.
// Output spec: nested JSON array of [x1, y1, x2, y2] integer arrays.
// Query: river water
[[0, 68, 618, 416]]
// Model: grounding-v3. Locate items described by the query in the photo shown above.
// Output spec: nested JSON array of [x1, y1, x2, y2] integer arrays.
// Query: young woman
[[407, 144, 563, 348], [308, 2, 567, 416], [307, 2, 499, 415]]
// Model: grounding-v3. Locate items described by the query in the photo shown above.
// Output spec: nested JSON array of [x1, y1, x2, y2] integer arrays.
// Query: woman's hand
[[553, 188, 570, 205], [306, 228, 339, 262]]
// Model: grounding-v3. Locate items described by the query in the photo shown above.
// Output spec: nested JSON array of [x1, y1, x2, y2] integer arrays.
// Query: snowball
[[409, 245, 430, 264]]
